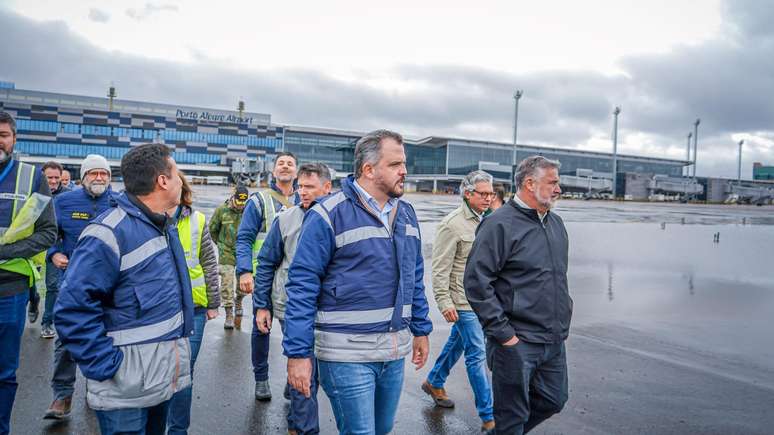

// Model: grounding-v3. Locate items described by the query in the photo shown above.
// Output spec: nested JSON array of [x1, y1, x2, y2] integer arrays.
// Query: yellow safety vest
[[0, 161, 42, 285], [178, 210, 208, 308]]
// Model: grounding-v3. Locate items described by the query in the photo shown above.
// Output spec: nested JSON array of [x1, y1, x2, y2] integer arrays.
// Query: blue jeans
[[42, 259, 62, 327], [0, 291, 29, 435], [167, 311, 207, 435], [251, 308, 270, 381], [427, 310, 493, 422], [51, 337, 77, 400], [95, 401, 170, 435], [280, 320, 319, 434], [318, 359, 404, 435]]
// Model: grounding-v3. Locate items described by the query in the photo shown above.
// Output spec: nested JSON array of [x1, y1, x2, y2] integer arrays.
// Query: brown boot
[[43, 396, 72, 420], [224, 307, 234, 329], [421, 380, 455, 408], [481, 420, 495, 432], [234, 309, 243, 330]]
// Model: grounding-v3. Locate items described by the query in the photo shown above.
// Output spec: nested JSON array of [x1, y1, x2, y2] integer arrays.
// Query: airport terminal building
[[2, 82, 736, 199]]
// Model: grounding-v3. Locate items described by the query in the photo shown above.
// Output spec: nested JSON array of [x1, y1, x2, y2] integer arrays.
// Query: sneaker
[[255, 380, 272, 401], [421, 380, 455, 408], [481, 420, 495, 433], [40, 325, 56, 339], [43, 396, 72, 420]]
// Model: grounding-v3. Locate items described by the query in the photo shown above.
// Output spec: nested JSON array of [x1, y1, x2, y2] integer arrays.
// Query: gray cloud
[[88, 8, 110, 23], [126, 3, 178, 21], [0, 2, 772, 178]]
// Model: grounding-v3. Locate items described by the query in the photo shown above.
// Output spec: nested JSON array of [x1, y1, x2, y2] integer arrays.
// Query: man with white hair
[[43, 154, 116, 420], [465, 155, 571, 435], [422, 170, 495, 432]]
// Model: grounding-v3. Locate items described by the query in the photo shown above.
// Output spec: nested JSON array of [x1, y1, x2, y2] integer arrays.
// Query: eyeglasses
[[472, 190, 496, 199]]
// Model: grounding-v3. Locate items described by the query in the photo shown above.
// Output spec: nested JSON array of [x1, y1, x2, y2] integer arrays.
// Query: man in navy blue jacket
[[43, 154, 115, 420], [55, 144, 194, 435], [284, 129, 432, 434], [236, 152, 299, 400]]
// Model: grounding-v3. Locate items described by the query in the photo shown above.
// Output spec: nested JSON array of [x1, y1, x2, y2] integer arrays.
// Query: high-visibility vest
[[0, 161, 41, 285], [178, 210, 207, 308], [250, 190, 282, 273]]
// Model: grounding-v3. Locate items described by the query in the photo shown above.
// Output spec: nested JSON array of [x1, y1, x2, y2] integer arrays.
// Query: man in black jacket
[[464, 155, 571, 435]]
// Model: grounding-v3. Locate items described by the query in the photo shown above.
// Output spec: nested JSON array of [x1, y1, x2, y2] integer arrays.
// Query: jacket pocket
[[133, 281, 168, 314]]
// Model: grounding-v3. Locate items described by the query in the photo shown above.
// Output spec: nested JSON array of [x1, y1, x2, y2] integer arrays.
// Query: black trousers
[[486, 339, 568, 435]]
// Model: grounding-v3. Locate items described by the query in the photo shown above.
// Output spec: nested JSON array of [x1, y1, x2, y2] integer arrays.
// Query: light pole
[[685, 132, 692, 177], [692, 118, 700, 178], [611, 106, 621, 198], [737, 139, 744, 183], [512, 90, 523, 163], [512, 90, 523, 192]]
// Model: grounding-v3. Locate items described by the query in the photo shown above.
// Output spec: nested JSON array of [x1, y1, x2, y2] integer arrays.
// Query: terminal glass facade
[[283, 131, 358, 174], [753, 165, 774, 181], [515, 149, 683, 177]]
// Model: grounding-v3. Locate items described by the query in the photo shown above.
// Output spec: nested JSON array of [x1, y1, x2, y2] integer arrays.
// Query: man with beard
[[465, 156, 571, 435], [0, 111, 56, 435], [236, 152, 299, 400], [40, 161, 71, 339], [43, 154, 116, 420], [284, 129, 432, 435]]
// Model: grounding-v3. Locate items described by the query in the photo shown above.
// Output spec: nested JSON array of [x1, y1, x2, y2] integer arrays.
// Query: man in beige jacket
[[422, 170, 495, 433]]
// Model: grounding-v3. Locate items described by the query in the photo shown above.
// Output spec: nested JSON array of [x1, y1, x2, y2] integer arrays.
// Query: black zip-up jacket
[[464, 198, 572, 344]]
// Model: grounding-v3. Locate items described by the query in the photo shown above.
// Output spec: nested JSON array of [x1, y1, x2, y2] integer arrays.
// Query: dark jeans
[[167, 312, 207, 435], [0, 291, 28, 435], [95, 401, 170, 435], [42, 259, 62, 327], [486, 340, 568, 435], [280, 319, 319, 434], [251, 308, 270, 382], [51, 337, 77, 400]]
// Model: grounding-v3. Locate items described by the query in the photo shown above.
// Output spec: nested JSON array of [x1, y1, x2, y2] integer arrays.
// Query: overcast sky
[[2, 0, 772, 178]]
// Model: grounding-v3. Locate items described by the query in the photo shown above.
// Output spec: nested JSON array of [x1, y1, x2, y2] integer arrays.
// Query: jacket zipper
[[541, 217, 559, 341]]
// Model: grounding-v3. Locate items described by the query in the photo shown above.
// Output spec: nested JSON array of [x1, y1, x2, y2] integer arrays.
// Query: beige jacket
[[431, 202, 482, 312]]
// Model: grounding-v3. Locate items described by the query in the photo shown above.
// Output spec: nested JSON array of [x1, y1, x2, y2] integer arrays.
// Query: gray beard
[[87, 183, 107, 196], [0, 150, 9, 163]]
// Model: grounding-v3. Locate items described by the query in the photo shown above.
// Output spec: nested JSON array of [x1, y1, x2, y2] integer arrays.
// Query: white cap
[[80, 154, 111, 179]]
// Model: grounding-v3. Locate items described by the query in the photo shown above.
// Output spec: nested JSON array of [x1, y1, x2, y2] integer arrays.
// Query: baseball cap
[[234, 186, 249, 206]]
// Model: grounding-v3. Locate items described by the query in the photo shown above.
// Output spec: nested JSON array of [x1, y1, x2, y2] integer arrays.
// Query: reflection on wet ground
[[13, 186, 774, 434]]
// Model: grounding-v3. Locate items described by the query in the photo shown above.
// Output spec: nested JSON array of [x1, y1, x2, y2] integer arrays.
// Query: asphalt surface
[[9, 193, 774, 434]]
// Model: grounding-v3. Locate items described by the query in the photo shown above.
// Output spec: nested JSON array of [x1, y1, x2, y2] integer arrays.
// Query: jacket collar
[[508, 197, 550, 224], [118, 192, 170, 233]]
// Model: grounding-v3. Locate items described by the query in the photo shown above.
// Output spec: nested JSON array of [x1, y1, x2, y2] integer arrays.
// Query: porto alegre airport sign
[[176, 109, 255, 125]]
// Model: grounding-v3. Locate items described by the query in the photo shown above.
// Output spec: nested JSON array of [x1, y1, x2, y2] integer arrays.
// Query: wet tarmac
[[11, 187, 774, 434]]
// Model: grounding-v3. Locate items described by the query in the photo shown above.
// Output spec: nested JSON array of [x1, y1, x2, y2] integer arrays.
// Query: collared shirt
[[352, 179, 397, 229], [514, 191, 547, 223]]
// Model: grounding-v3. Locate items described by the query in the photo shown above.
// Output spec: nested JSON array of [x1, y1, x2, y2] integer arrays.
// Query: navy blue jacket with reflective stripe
[[54, 193, 195, 382], [47, 186, 116, 261], [282, 175, 433, 358]]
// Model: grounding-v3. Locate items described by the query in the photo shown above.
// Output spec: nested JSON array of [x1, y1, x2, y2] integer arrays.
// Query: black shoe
[[283, 383, 290, 400], [40, 325, 56, 339], [28, 308, 39, 324], [255, 380, 272, 401]]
